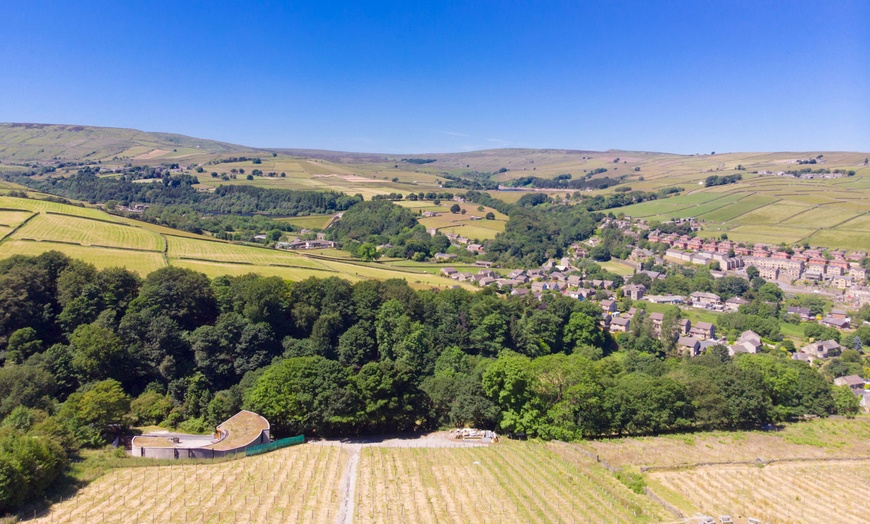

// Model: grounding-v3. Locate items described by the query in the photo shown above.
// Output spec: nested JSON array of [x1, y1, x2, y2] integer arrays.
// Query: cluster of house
[[429, 230, 486, 255], [786, 306, 854, 330], [117, 203, 150, 213], [758, 169, 849, 180], [654, 232, 868, 291], [274, 232, 335, 250]]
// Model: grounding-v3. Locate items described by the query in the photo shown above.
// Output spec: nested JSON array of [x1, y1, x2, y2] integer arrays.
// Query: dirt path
[[314, 431, 494, 523], [334, 444, 361, 524]]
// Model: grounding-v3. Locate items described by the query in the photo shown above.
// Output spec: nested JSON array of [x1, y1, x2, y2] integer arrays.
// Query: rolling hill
[[0, 123, 258, 163], [1, 122, 869, 251]]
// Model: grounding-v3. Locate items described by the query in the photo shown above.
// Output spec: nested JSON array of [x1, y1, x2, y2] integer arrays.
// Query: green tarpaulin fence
[[246, 435, 305, 456]]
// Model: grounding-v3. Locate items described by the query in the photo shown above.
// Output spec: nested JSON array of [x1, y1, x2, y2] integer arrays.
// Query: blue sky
[[1, 1, 868, 153]]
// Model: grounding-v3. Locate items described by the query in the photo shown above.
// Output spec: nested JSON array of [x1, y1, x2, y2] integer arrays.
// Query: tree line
[[9, 170, 361, 215]]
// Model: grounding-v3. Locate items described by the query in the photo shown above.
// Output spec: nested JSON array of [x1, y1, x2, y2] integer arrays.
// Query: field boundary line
[[831, 211, 870, 231], [639, 454, 870, 473], [0, 212, 37, 244], [44, 210, 126, 225], [173, 256, 340, 273], [774, 204, 819, 225], [11, 237, 163, 253], [824, 210, 869, 230], [722, 197, 783, 222]]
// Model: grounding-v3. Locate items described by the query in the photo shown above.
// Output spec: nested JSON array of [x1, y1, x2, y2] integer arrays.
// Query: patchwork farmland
[[0, 196, 470, 288], [614, 174, 870, 249]]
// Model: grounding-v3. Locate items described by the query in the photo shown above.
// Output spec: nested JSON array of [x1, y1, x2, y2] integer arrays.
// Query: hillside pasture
[[806, 229, 870, 251], [0, 209, 33, 227], [166, 236, 330, 269], [13, 213, 165, 251], [696, 194, 779, 222], [274, 215, 334, 229], [730, 200, 812, 225], [170, 259, 344, 282], [0, 196, 119, 221], [777, 205, 861, 229], [0, 240, 166, 275], [33, 445, 347, 524], [415, 202, 508, 240], [836, 213, 870, 231], [721, 224, 815, 245]]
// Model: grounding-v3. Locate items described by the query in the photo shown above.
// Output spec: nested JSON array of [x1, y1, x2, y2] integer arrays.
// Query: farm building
[[131, 411, 271, 460]]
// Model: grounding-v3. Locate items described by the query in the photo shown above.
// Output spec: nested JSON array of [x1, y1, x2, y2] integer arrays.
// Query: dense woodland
[[0, 250, 859, 512], [10, 170, 360, 215]]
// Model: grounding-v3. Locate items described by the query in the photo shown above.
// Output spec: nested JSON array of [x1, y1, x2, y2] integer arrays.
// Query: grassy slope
[[0, 123, 254, 163], [0, 195, 471, 288]]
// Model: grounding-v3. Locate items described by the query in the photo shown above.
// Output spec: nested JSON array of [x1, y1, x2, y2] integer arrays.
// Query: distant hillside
[[0, 123, 258, 163]]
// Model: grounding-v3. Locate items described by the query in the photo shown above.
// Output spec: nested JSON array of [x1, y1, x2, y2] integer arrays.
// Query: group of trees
[[131, 204, 296, 240], [11, 170, 361, 216], [328, 200, 453, 260], [704, 174, 742, 187], [577, 187, 684, 213], [506, 175, 622, 191], [484, 204, 599, 266]]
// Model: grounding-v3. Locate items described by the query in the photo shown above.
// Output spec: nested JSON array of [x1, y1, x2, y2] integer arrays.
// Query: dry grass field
[[650, 460, 870, 523], [579, 417, 870, 523], [354, 442, 667, 523], [32, 445, 347, 524], [24, 418, 870, 524], [0, 209, 34, 227]]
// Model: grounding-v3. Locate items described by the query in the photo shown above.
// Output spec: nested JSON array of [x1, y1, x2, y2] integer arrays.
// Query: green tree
[[833, 385, 861, 417], [563, 312, 605, 352], [68, 322, 127, 382], [245, 356, 349, 436], [128, 267, 218, 331], [77, 379, 131, 429], [5, 327, 43, 365], [337, 321, 377, 369], [355, 242, 380, 262]]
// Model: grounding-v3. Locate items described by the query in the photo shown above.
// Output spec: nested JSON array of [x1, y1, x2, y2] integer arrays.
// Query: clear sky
[[1, 1, 868, 154]]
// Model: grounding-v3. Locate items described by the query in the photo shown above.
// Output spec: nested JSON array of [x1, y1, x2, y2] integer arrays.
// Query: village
[[431, 214, 870, 407]]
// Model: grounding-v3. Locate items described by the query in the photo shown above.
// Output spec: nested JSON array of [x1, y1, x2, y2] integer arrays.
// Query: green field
[[167, 236, 329, 269], [0, 209, 34, 227], [409, 201, 508, 240], [0, 240, 167, 275], [805, 229, 870, 251], [0, 196, 119, 221], [13, 213, 165, 251], [275, 214, 334, 229], [696, 194, 778, 222]]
